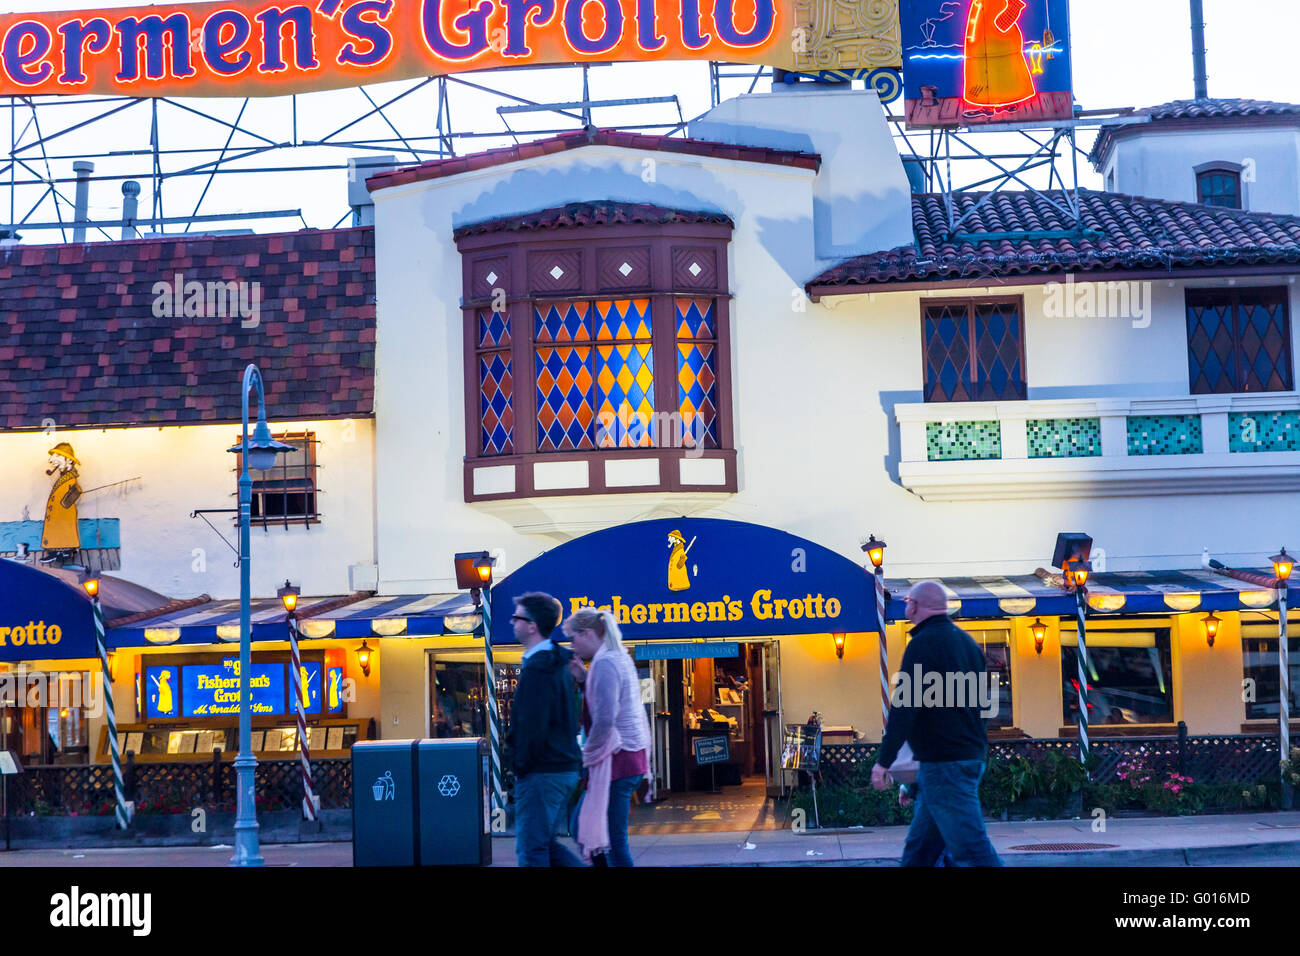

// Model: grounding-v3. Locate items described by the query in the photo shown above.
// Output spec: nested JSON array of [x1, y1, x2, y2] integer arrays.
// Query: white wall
[[0, 418, 377, 599], [689, 89, 915, 265], [370, 104, 1300, 592], [1106, 127, 1300, 215], [371, 140, 820, 593]]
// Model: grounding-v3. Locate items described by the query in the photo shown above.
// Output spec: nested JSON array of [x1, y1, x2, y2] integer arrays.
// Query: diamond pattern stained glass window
[[535, 302, 595, 451], [677, 297, 718, 449], [1187, 288, 1293, 394], [477, 309, 513, 456], [923, 299, 1026, 403], [594, 299, 654, 447]]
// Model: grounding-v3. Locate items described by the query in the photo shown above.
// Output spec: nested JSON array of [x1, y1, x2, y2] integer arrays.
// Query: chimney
[[121, 180, 140, 240], [72, 160, 94, 242], [1190, 0, 1208, 100], [347, 154, 398, 227]]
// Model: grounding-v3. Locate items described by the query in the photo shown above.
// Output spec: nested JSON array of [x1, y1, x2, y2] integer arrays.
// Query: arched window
[[456, 203, 736, 501], [1195, 162, 1243, 210]]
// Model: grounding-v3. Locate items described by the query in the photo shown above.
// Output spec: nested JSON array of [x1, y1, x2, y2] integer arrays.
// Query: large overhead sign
[[0, 0, 902, 98], [900, 0, 1072, 128]]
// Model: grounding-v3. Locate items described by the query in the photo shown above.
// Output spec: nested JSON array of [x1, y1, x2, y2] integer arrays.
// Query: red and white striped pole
[[876, 570, 889, 731], [863, 535, 889, 734], [287, 614, 317, 822]]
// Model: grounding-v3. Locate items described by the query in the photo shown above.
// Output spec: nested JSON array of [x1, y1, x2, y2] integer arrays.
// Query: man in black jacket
[[507, 591, 584, 866], [871, 580, 1003, 866]]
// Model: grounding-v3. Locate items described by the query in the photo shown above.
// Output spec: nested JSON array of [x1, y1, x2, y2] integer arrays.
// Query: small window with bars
[[235, 432, 320, 526]]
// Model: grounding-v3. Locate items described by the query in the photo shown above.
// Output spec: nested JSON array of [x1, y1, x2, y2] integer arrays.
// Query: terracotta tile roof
[[453, 201, 734, 238], [0, 227, 375, 430], [1090, 98, 1300, 167], [807, 190, 1300, 293], [368, 129, 821, 192]]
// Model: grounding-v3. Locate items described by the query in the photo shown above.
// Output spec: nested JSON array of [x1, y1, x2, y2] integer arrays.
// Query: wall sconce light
[[355, 640, 374, 677], [1029, 619, 1047, 655], [833, 633, 846, 660], [1203, 612, 1221, 648]]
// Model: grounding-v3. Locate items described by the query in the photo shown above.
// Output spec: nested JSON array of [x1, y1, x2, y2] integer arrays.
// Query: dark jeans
[[900, 760, 1003, 868], [577, 773, 643, 867], [514, 771, 584, 867]]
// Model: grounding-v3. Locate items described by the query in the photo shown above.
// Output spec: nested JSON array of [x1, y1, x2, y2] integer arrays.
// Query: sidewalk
[[496, 810, 1300, 867], [3, 811, 1299, 866]]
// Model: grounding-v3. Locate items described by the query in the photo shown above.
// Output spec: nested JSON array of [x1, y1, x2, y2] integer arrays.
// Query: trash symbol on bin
[[437, 774, 461, 797], [373, 770, 396, 801]]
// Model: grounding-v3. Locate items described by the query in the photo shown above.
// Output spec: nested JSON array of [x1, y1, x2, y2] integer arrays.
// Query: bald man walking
[[871, 580, 1002, 867]]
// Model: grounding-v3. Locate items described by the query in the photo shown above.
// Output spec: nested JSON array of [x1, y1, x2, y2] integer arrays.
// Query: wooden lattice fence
[[817, 734, 1280, 788], [6, 756, 355, 815]]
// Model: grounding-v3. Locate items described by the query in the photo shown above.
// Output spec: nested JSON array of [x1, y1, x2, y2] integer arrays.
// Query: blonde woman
[[563, 608, 651, 866]]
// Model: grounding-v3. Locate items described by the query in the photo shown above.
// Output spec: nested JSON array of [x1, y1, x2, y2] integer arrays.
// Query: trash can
[[416, 738, 492, 866], [353, 740, 420, 867], [352, 738, 491, 867]]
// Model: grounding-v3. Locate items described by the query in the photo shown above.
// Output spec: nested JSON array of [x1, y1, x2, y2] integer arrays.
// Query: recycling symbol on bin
[[437, 774, 461, 797]]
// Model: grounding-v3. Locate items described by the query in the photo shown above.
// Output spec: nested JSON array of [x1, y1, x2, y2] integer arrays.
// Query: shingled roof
[[453, 201, 734, 239], [806, 190, 1300, 296], [1090, 98, 1300, 168], [0, 227, 375, 430], [367, 128, 821, 193]]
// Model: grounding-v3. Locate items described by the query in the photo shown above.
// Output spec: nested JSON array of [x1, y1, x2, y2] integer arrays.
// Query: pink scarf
[[576, 646, 624, 861]]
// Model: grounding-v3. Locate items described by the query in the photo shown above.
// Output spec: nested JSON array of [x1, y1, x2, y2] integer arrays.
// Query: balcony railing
[[896, 393, 1300, 500]]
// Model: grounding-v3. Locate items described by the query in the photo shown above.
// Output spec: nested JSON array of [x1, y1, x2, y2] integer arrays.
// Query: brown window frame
[[232, 430, 321, 528], [456, 220, 737, 501], [1194, 161, 1244, 210], [920, 295, 1029, 403]]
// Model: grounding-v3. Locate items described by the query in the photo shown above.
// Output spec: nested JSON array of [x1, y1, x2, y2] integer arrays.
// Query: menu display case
[[100, 650, 367, 762], [97, 717, 371, 763]]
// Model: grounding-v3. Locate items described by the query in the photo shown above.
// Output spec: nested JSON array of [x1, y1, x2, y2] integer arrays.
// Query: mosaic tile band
[[1027, 418, 1102, 459], [1127, 415, 1204, 456], [926, 421, 1002, 461]]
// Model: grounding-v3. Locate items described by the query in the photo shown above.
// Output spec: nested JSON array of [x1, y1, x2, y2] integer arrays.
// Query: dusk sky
[[0, 0, 1294, 235]]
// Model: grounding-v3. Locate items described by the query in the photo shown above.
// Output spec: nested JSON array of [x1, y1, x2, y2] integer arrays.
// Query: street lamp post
[[1272, 549, 1293, 807], [226, 364, 295, 868]]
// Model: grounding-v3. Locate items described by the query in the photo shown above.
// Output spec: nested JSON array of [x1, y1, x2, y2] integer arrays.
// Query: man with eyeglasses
[[506, 591, 584, 866], [870, 580, 1002, 867]]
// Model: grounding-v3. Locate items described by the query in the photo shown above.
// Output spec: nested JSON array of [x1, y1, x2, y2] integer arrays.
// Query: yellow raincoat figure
[[963, 0, 1036, 110], [667, 529, 691, 592], [328, 669, 341, 710], [299, 666, 312, 710], [42, 442, 82, 551], [156, 671, 174, 716]]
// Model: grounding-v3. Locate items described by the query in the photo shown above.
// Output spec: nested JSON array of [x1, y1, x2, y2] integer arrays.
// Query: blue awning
[[109, 593, 480, 648], [883, 569, 1297, 621], [0, 558, 97, 661]]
